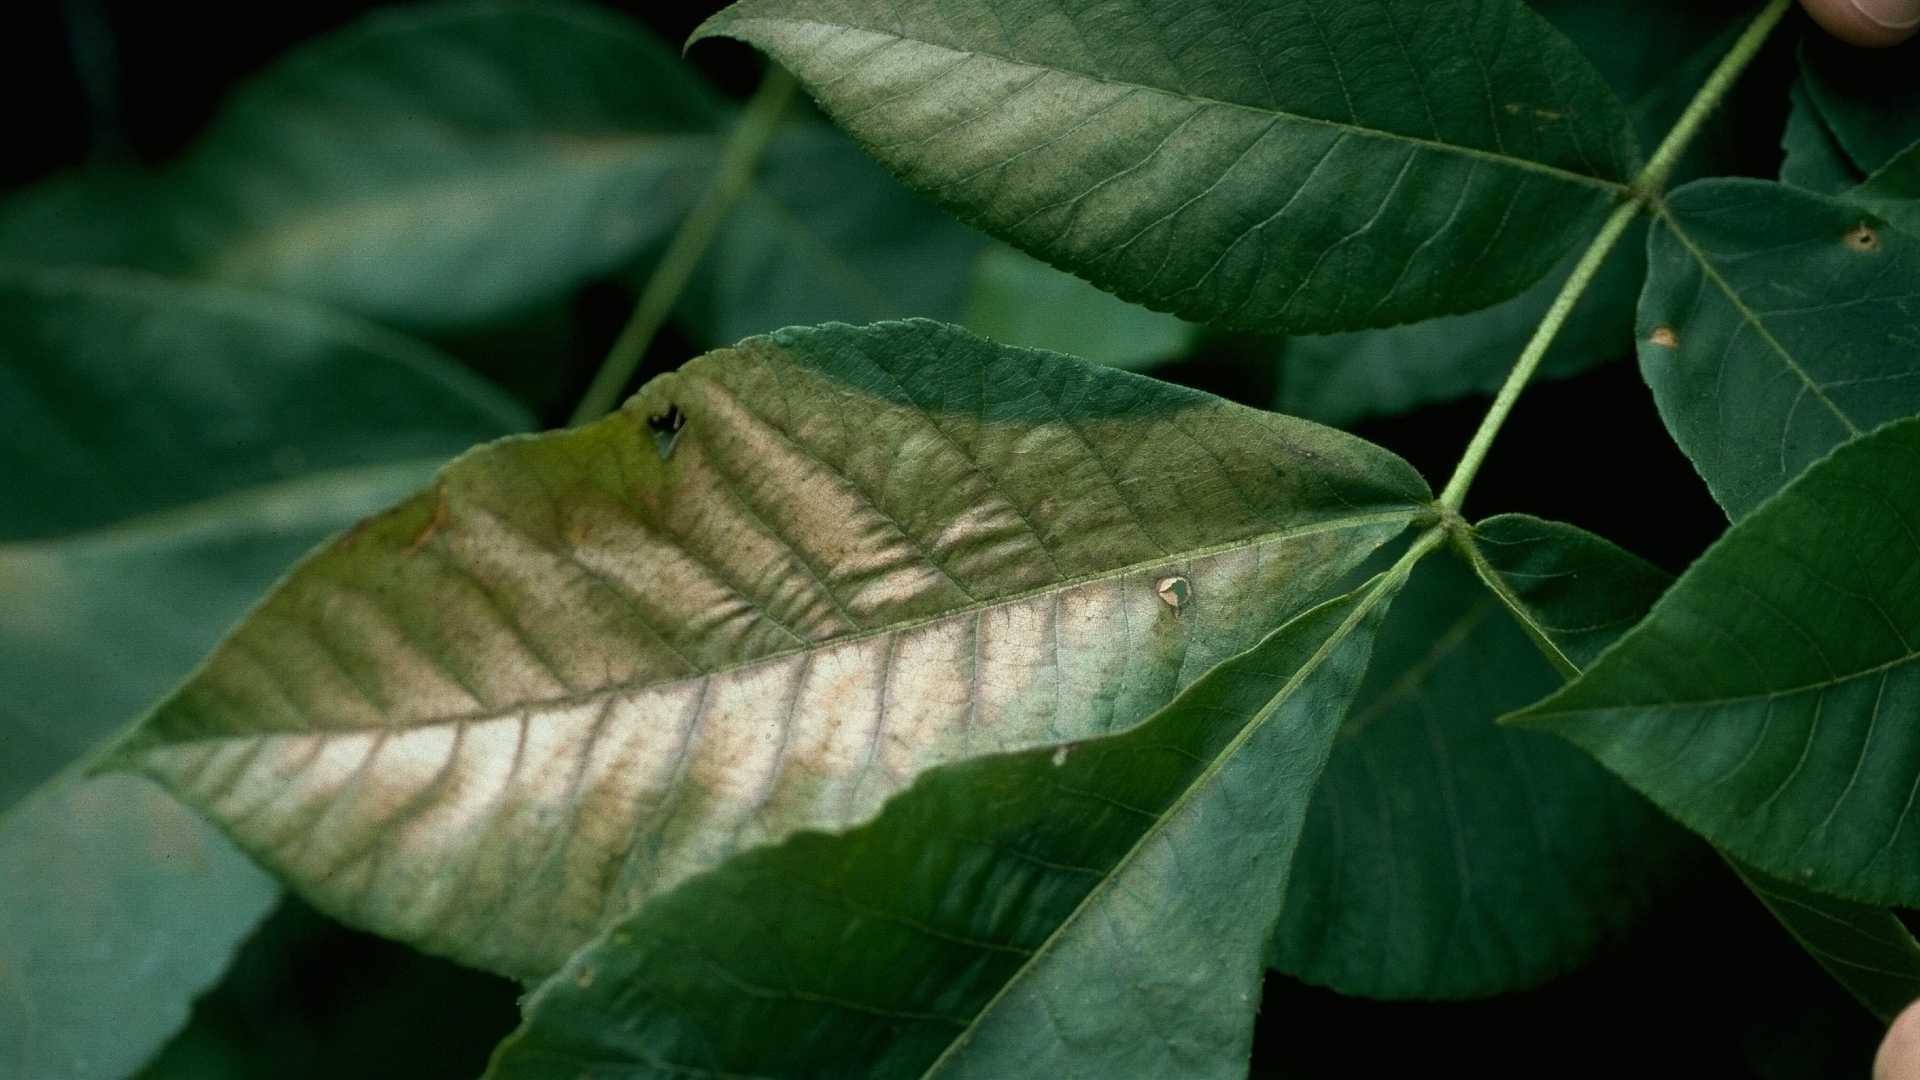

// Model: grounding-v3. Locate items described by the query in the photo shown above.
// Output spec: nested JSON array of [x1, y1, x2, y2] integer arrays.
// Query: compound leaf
[[1269, 515, 1689, 998], [106, 320, 1431, 980], [1510, 417, 1920, 908], [1638, 178, 1920, 520], [488, 566, 1412, 1078], [694, 0, 1638, 334]]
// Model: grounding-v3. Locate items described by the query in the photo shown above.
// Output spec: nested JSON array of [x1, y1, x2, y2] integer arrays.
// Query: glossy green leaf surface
[[1511, 417, 1920, 907], [489, 564, 1412, 1078], [1270, 515, 1687, 998], [1638, 178, 1920, 520], [0, 266, 525, 1079], [107, 320, 1431, 980], [963, 245, 1195, 372], [694, 0, 1638, 334], [0, 4, 720, 332], [1732, 860, 1920, 1023]]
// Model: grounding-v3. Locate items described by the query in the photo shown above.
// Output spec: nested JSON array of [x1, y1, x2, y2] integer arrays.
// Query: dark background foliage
[[2, 1, 1885, 1075]]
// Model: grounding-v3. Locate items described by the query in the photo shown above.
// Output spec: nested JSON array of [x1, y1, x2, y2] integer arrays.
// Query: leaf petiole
[[569, 66, 797, 426]]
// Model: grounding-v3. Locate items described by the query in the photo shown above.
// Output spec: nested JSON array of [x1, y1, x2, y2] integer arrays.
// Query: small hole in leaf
[[1845, 224, 1879, 253], [1648, 326, 1679, 348], [648, 404, 687, 461]]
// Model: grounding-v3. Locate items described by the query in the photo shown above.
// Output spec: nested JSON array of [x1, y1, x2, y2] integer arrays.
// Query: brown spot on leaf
[[574, 965, 596, 990], [1648, 326, 1679, 349], [1845, 224, 1880, 253]]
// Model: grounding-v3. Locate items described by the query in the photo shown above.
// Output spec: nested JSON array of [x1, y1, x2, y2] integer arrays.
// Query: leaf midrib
[[712, 16, 1632, 196], [135, 509, 1423, 747], [1527, 646, 1920, 720], [920, 555, 1418, 1077]]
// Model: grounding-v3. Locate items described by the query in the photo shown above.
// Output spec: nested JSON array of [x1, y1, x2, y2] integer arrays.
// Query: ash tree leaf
[[1780, 80, 1864, 197], [1731, 859, 1920, 1023], [0, 3, 723, 332], [1800, 33, 1920, 178], [1638, 178, 1920, 520], [1509, 417, 1920, 908], [487, 564, 1416, 1079], [0, 265, 526, 1080], [1269, 515, 1690, 998], [1269, 0, 1754, 427], [692, 0, 1639, 335], [104, 320, 1433, 981]]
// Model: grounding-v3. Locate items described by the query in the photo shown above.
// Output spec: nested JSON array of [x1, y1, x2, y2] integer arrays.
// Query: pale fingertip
[[1802, 0, 1920, 46], [1875, 999, 1920, 1080]]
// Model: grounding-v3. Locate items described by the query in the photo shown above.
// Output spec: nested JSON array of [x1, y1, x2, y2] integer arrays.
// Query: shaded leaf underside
[[111, 320, 1429, 978]]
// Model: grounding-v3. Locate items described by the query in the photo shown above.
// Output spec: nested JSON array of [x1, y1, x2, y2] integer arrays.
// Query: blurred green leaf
[[1511, 417, 1920, 907], [0, 265, 527, 1079], [489, 566, 1413, 1078], [695, 0, 1639, 335], [1637, 179, 1920, 520], [962, 246, 1195, 371], [1850, 144, 1920, 237], [104, 319, 1430, 979], [0, 3, 724, 333], [1270, 516, 1690, 998]]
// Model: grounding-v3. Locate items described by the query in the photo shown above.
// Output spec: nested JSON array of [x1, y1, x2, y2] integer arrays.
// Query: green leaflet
[[488, 554, 1421, 1078], [694, 0, 1638, 335], [0, 266, 526, 1080], [1732, 860, 1920, 1023], [1270, 515, 1689, 998], [1510, 417, 1920, 908], [104, 320, 1431, 980], [1638, 178, 1920, 520], [1800, 33, 1920, 178]]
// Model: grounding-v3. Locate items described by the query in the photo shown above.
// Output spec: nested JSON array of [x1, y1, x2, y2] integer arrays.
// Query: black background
[[1, 1, 1889, 1076]]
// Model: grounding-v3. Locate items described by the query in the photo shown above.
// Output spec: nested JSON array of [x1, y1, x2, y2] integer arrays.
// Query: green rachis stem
[[1434, 0, 1795, 514], [570, 66, 797, 427]]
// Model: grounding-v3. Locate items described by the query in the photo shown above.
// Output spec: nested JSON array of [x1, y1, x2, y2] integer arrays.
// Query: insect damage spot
[[1844, 224, 1880, 253], [648, 404, 687, 460], [1155, 575, 1190, 615], [1648, 326, 1679, 349]]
